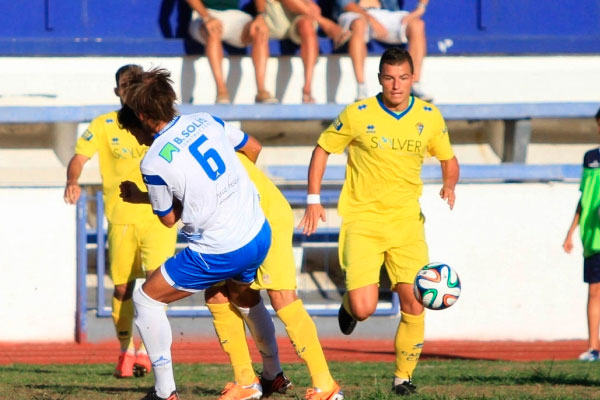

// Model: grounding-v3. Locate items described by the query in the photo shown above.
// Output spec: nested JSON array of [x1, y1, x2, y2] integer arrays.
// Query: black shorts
[[584, 253, 600, 283]]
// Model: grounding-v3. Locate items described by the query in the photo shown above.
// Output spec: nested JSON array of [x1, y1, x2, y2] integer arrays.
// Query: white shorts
[[338, 9, 409, 44], [265, 0, 317, 45], [188, 9, 253, 48]]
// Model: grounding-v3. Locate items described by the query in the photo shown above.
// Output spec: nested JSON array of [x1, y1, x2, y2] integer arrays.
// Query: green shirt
[[204, 0, 239, 11], [580, 154, 600, 257]]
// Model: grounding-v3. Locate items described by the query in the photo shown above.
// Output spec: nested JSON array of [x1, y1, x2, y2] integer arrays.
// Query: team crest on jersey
[[159, 142, 180, 163], [112, 137, 119, 144], [82, 129, 93, 141], [333, 117, 343, 131], [358, 104, 367, 111], [106, 118, 114, 123], [366, 124, 376, 134], [416, 123, 424, 135], [423, 106, 432, 112]]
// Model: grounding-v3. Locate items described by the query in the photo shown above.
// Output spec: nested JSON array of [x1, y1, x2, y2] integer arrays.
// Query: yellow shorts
[[250, 204, 297, 291], [108, 217, 177, 286], [339, 213, 428, 291]]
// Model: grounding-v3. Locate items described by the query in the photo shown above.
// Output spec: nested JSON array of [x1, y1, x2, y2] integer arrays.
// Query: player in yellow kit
[[63, 65, 177, 379], [299, 47, 459, 396], [204, 153, 344, 400]]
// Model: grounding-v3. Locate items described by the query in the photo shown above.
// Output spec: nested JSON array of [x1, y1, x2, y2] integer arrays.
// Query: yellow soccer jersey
[[236, 154, 292, 224], [75, 111, 154, 224], [318, 94, 454, 222]]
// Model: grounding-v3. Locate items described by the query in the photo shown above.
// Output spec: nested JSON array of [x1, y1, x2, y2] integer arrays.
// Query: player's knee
[[132, 287, 165, 310], [113, 282, 133, 300], [351, 303, 376, 321]]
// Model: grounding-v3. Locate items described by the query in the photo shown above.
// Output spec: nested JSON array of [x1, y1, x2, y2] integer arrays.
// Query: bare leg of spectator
[[296, 16, 318, 103], [348, 17, 368, 100], [201, 26, 229, 103], [242, 20, 277, 103], [406, 18, 426, 83]]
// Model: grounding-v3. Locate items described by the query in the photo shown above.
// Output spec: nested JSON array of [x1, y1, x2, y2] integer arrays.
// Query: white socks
[[133, 287, 176, 398], [235, 297, 282, 380]]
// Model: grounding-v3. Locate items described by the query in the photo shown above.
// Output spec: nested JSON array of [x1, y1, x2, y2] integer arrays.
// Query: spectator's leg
[[296, 16, 318, 102], [242, 20, 270, 96], [405, 18, 426, 83], [588, 282, 600, 350], [348, 17, 368, 99], [200, 24, 229, 101]]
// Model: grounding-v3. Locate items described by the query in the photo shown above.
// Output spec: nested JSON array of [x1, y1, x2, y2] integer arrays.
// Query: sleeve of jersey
[[427, 110, 455, 161], [215, 115, 249, 150], [317, 107, 354, 154], [74, 117, 101, 158], [141, 170, 174, 217]]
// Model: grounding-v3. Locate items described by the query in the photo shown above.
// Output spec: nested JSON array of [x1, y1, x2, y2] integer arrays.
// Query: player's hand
[[298, 204, 327, 235], [368, 17, 388, 41], [64, 183, 81, 205], [563, 236, 574, 253], [119, 180, 148, 204], [440, 185, 455, 210]]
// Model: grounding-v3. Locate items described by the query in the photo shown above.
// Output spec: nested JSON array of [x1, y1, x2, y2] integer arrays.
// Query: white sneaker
[[578, 349, 600, 361], [411, 82, 434, 103], [356, 83, 368, 101]]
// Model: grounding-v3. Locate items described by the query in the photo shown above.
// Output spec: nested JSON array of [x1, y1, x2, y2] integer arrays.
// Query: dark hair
[[115, 64, 142, 87], [378, 47, 414, 74], [596, 107, 600, 121], [120, 67, 177, 125]]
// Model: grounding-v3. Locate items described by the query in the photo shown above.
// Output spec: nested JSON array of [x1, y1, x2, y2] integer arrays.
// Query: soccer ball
[[413, 262, 461, 310]]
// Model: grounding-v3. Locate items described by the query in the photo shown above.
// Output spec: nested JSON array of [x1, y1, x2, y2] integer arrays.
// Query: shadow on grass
[[21, 384, 149, 394], [191, 385, 222, 396], [451, 365, 600, 387]]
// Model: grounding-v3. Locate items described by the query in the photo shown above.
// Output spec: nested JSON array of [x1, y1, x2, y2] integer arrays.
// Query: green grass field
[[2, 360, 600, 400]]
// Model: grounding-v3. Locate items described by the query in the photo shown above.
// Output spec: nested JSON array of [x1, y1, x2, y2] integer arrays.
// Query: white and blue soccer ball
[[413, 262, 461, 310]]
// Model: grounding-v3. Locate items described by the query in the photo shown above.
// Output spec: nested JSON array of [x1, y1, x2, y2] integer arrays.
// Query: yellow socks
[[112, 297, 135, 353], [207, 302, 256, 385], [394, 311, 425, 380], [277, 299, 334, 391]]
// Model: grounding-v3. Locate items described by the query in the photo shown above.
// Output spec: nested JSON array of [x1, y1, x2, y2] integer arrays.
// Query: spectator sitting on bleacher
[[264, 0, 350, 103], [187, 0, 278, 104], [335, 0, 431, 101]]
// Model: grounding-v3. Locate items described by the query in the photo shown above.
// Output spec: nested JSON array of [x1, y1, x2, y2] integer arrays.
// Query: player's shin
[[133, 287, 176, 398], [394, 311, 425, 381], [207, 302, 256, 385], [112, 297, 135, 353], [235, 297, 282, 380], [277, 299, 335, 391]]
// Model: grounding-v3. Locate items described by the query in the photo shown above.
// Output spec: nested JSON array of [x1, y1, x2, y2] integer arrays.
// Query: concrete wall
[[421, 182, 585, 341], [1, 55, 599, 106], [0, 187, 77, 341], [0, 182, 586, 342]]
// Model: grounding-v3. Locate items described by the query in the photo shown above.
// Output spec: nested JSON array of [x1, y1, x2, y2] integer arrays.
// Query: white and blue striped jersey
[[140, 113, 265, 254]]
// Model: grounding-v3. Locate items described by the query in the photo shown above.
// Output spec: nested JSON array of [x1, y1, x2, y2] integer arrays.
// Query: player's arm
[[298, 145, 329, 235], [439, 156, 459, 210], [158, 198, 183, 228], [563, 198, 582, 254], [64, 154, 90, 204], [141, 171, 181, 228], [237, 134, 262, 163]]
